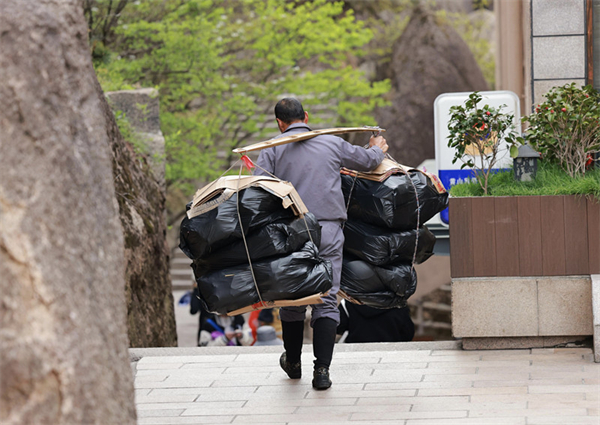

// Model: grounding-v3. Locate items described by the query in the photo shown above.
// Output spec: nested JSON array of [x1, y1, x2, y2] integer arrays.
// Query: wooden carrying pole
[[232, 126, 385, 154]]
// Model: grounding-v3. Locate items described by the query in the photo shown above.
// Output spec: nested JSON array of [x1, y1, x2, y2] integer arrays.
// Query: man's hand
[[369, 135, 389, 153]]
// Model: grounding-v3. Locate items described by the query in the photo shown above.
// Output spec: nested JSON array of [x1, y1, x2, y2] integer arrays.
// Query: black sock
[[313, 318, 337, 369], [282, 320, 304, 364]]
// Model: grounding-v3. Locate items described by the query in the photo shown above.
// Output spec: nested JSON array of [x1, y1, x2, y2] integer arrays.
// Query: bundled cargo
[[192, 213, 321, 275], [341, 159, 449, 231], [180, 180, 300, 260], [343, 219, 436, 266], [339, 158, 447, 309], [180, 175, 332, 315], [340, 258, 417, 309], [195, 241, 332, 314]]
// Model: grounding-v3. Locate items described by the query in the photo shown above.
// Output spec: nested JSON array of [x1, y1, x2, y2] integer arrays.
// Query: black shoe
[[312, 367, 332, 390], [280, 352, 301, 379]]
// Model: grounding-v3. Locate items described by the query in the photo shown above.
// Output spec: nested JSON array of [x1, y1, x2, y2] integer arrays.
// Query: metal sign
[[433, 90, 521, 225]]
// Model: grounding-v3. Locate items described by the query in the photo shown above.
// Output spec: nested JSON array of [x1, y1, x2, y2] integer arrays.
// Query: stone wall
[[102, 88, 178, 348]]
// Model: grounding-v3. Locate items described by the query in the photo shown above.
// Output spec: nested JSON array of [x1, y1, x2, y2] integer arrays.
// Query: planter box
[[449, 195, 600, 348], [449, 195, 600, 278]]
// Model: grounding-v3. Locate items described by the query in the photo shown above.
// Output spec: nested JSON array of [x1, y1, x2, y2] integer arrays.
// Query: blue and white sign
[[433, 91, 521, 225]]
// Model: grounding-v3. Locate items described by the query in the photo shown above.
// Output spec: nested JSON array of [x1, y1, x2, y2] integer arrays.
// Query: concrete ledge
[[129, 340, 462, 362], [452, 276, 593, 338], [462, 336, 593, 350], [452, 278, 538, 336]]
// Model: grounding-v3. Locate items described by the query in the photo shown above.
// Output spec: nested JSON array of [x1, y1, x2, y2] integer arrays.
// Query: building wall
[[495, 0, 526, 115], [529, 0, 588, 108]]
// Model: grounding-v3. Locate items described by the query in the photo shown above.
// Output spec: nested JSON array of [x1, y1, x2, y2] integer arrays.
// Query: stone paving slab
[[130, 342, 600, 425]]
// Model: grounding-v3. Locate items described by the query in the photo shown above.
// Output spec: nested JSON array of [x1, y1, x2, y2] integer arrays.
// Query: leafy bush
[[522, 83, 600, 177], [447, 92, 521, 195]]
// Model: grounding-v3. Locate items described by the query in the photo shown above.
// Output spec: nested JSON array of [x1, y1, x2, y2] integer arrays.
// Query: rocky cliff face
[[102, 88, 177, 348], [375, 6, 490, 168], [0, 0, 136, 423]]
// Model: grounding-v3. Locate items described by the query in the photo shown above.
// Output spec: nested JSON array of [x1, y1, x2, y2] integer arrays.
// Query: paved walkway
[[130, 342, 599, 425]]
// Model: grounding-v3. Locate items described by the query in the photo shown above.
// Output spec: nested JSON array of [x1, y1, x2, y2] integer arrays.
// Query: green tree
[[87, 0, 390, 200]]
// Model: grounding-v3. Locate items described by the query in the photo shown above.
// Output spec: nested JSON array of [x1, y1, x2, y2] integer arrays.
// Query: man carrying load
[[254, 98, 388, 390]]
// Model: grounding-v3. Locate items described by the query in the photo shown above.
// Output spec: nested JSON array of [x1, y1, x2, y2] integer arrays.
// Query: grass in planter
[[449, 161, 600, 198]]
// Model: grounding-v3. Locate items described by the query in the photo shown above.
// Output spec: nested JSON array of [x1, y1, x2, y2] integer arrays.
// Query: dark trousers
[[280, 220, 343, 369]]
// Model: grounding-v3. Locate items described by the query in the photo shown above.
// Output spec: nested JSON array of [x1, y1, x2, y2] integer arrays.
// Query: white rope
[[230, 155, 318, 308], [342, 173, 358, 231], [383, 153, 421, 272], [346, 149, 422, 272], [402, 167, 421, 273], [235, 162, 265, 307]]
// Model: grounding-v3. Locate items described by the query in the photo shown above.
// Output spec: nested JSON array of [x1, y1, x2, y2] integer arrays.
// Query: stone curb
[[129, 339, 463, 363]]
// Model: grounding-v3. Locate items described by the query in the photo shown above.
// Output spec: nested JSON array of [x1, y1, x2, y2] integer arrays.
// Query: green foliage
[[113, 109, 149, 155], [449, 160, 600, 199], [88, 0, 390, 196], [473, 0, 491, 10], [447, 92, 522, 195], [522, 83, 600, 178]]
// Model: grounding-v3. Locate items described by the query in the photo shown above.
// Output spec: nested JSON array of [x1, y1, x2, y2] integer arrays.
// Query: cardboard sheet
[[341, 158, 447, 194], [187, 175, 308, 219], [227, 292, 328, 316]]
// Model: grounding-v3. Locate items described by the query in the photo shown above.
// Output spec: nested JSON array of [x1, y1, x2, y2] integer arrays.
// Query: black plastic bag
[[179, 186, 296, 260], [193, 213, 321, 274], [340, 257, 417, 309], [341, 172, 449, 231], [343, 219, 436, 266], [195, 241, 333, 314]]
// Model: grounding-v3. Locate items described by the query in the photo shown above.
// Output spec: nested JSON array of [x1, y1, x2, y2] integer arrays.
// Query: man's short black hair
[[274, 98, 305, 124]]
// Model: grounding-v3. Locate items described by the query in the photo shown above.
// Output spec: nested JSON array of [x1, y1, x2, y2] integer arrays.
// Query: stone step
[[169, 247, 193, 290], [171, 256, 192, 265], [170, 265, 192, 272], [171, 279, 193, 290], [411, 319, 453, 329], [421, 301, 452, 312], [171, 268, 193, 276]]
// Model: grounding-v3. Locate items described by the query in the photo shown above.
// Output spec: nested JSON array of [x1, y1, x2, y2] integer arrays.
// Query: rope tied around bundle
[[345, 150, 422, 273], [230, 154, 316, 311]]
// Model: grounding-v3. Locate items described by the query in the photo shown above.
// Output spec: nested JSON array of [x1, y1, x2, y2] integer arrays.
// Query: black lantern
[[513, 144, 540, 182]]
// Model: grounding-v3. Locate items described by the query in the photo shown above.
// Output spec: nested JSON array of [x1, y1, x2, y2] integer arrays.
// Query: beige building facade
[[495, 0, 597, 113]]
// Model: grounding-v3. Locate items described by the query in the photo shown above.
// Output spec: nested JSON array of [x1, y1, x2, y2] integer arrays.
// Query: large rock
[[0, 1, 136, 424], [375, 6, 490, 168], [102, 88, 177, 348]]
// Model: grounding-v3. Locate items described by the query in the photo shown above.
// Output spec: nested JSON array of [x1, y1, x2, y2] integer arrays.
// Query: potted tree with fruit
[[524, 83, 599, 177], [446, 91, 522, 195]]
